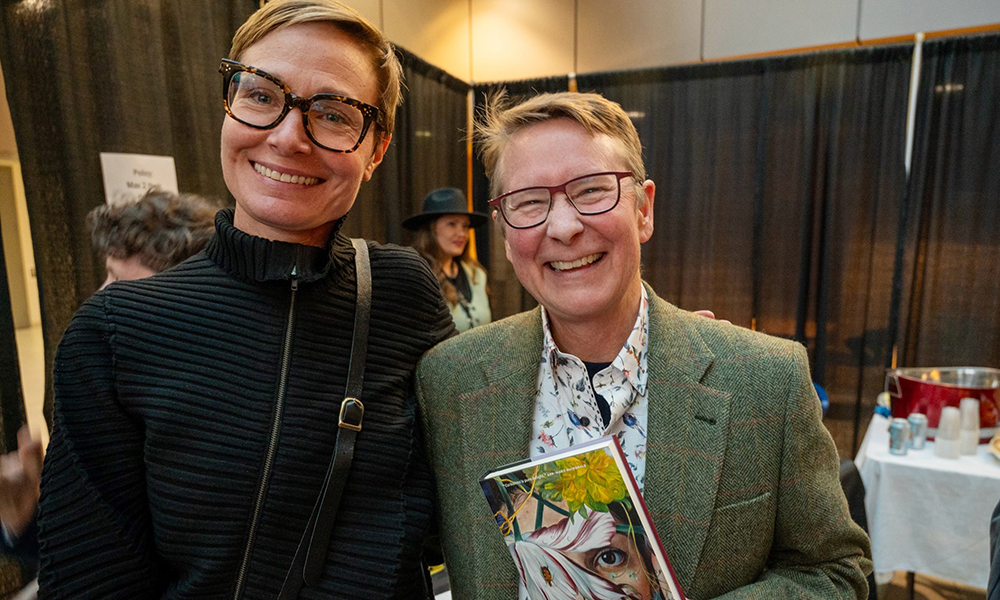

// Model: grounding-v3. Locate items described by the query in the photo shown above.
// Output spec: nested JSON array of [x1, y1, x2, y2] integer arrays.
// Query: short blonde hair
[[230, 0, 403, 139], [476, 92, 647, 202]]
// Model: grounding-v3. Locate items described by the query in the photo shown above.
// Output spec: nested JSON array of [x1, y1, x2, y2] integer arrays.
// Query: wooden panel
[[472, 0, 574, 82], [577, 0, 701, 73], [703, 0, 858, 60], [859, 0, 1000, 40]]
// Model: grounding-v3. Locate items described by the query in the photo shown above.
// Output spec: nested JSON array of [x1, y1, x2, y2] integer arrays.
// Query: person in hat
[[405, 187, 492, 332]]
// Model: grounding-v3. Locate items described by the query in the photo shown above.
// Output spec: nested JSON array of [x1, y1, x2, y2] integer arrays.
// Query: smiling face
[[433, 214, 471, 259], [222, 22, 390, 246], [496, 118, 654, 332]]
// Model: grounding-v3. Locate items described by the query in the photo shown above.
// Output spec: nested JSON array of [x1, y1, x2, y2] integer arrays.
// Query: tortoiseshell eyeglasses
[[219, 59, 382, 153]]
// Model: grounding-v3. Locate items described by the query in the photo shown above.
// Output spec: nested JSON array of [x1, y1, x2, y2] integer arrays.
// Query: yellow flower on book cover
[[540, 451, 628, 516]]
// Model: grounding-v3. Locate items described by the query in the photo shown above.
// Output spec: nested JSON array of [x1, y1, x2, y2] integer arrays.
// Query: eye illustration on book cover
[[481, 440, 681, 600]]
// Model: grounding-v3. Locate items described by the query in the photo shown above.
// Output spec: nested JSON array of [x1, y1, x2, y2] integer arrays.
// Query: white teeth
[[253, 162, 319, 186], [550, 253, 603, 271]]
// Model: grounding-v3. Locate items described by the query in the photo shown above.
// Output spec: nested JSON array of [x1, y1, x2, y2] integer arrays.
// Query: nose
[[544, 193, 584, 244], [267, 108, 313, 155]]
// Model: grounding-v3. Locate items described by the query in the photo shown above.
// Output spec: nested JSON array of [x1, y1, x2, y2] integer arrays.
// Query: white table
[[855, 414, 1000, 589]]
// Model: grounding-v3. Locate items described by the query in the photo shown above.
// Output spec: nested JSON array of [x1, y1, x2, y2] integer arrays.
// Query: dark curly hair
[[87, 189, 219, 273]]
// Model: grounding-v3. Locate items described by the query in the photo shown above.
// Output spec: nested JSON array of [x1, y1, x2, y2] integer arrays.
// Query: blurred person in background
[[36, 1, 453, 598], [90, 189, 218, 289], [404, 187, 491, 332], [0, 188, 217, 571]]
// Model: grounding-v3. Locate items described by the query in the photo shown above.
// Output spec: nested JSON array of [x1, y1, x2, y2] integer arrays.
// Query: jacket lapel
[[642, 287, 732, 592], [478, 307, 544, 459], [462, 309, 545, 591]]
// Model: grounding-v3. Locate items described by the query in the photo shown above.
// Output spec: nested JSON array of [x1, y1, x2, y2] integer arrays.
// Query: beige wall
[[346, 0, 1000, 82], [472, 0, 574, 82], [344, 0, 382, 29], [385, 0, 470, 79], [702, 0, 858, 59], [577, 0, 702, 73], [859, 0, 1000, 40]]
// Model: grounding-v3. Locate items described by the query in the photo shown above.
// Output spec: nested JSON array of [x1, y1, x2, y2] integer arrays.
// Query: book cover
[[480, 436, 685, 600]]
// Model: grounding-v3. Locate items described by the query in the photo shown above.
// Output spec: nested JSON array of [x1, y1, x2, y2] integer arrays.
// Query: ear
[[492, 209, 507, 238], [363, 132, 391, 181], [637, 179, 655, 243]]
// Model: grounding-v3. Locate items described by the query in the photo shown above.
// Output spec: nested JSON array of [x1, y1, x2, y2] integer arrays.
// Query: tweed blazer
[[417, 285, 872, 599]]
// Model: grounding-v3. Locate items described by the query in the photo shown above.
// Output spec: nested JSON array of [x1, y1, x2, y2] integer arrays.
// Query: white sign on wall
[[99, 152, 179, 205]]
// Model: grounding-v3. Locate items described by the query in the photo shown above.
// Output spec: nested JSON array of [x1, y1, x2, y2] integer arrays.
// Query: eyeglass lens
[[501, 173, 622, 228], [227, 70, 366, 152]]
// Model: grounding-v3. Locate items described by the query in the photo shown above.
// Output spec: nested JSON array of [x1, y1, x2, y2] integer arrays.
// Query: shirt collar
[[540, 285, 649, 396]]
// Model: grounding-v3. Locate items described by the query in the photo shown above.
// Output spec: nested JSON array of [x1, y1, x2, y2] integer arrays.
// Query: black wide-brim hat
[[402, 187, 489, 230]]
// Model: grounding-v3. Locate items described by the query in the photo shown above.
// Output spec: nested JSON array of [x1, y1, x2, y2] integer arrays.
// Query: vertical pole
[[904, 32, 924, 178], [887, 32, 925, 370], [466, 88, 477, 261]]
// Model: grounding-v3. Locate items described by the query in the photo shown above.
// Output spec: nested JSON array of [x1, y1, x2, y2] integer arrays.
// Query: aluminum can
[[907, 413, 928, 450], [888, 418, 910, 455]]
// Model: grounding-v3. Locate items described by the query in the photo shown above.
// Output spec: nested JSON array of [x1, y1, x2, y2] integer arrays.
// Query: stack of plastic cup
[[959, 398, 981, 455], [934, 406, 962, 459]]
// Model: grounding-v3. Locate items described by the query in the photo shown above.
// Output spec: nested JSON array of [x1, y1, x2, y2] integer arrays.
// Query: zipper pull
[[290, 265, 298, 292]]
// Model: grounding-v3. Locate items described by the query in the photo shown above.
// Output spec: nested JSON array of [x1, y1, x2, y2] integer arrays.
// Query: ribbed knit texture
[[38, 209, 454, 599]]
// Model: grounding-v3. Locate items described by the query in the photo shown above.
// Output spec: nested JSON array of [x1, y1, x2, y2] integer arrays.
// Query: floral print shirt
[[530, 287, 650, 489]]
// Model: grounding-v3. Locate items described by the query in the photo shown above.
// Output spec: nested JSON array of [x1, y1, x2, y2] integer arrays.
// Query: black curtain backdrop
[[0, 0, 256, 425], [0, 3, 469, 426], [471, 76, 570, 320], [345, 48, 470, 244], [577, 47, 913, 456], [893, 33, 1000, 369]]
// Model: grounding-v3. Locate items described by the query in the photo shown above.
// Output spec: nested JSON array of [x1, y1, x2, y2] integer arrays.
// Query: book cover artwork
[[481, 437, 684, 600]]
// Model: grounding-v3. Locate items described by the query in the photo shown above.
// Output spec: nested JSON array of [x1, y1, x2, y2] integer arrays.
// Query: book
[[480, 436, 685, 600]]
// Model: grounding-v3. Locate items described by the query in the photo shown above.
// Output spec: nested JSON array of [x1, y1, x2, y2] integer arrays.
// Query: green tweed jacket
[[416, 286, 872, 599]]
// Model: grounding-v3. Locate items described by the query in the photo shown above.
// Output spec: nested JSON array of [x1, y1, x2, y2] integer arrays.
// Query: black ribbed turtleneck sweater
[[37, 209, 455, 599]]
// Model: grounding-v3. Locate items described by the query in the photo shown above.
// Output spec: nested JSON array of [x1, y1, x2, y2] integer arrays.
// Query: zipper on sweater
[[233, 268, 299, 599]]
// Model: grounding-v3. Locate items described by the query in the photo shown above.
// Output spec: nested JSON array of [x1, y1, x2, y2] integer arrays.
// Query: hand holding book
[[481, 437, 685, 600]]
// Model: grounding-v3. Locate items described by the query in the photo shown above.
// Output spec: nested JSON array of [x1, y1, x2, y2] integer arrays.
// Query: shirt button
[[580, 417, 590, 427]]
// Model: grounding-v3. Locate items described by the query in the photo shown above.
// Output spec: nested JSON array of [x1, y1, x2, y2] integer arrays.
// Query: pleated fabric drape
[[575, 47, 913, 455], [892, 34, 1000, 371]]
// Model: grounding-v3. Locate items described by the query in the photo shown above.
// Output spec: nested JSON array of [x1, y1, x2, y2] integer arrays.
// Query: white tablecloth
[[855, 414, 1000, 589]]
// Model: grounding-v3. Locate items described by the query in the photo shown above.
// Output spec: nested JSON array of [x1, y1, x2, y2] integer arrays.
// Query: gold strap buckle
[[338, 398, 364, 431]]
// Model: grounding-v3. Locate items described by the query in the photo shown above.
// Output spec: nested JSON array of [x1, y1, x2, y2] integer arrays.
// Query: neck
[[441, 257, 458, 278], [547, 282, 643, 362], [234, 206, 333, 248]]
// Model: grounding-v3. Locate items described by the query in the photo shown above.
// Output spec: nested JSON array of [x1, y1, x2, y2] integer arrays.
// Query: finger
[[16, 425, 33, 448], [19, 440, 44, 481], [0, 452, 19, 478], [693, 310, 716, 319]]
